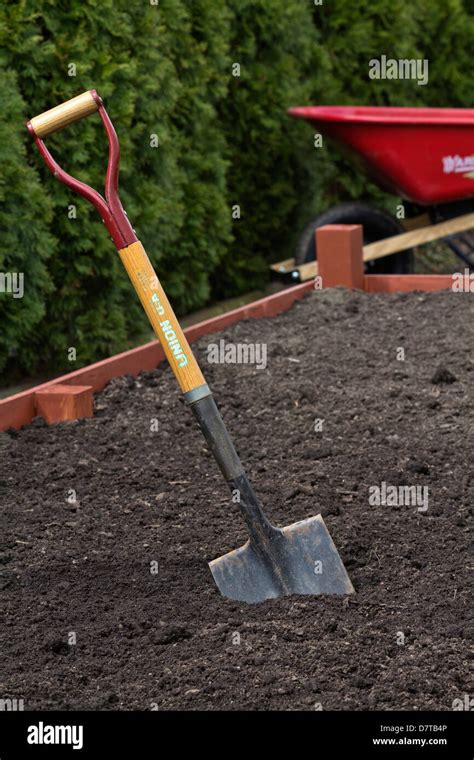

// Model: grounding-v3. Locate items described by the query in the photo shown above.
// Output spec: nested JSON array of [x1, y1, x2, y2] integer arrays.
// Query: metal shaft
[[187, 392, 278, 546]]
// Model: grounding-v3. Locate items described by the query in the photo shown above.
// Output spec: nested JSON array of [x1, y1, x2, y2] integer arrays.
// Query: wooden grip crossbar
[[28, 91, 99, 138]]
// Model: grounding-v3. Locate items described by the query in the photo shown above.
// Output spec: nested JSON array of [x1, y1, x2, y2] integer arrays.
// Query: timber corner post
[[34, 385, 94, 425], [316, 224, 365, 290]]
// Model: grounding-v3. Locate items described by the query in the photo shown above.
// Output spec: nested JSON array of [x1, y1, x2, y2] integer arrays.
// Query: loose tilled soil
[[1, 289, 473, 711]]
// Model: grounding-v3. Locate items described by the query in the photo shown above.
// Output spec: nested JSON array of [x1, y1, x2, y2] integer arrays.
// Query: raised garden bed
[[1, 288, 472, 710]]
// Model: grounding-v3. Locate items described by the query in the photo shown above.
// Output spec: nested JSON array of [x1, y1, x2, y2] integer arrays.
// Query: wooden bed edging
[[365, 274, 453, 291], [0, 280, 314, 431]]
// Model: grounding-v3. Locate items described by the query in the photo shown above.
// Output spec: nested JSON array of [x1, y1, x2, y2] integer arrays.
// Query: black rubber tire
[[295, 202, 414, 274]]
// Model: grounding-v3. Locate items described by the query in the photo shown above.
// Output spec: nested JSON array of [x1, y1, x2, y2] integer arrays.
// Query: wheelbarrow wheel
[[295, 202, 414, 273]]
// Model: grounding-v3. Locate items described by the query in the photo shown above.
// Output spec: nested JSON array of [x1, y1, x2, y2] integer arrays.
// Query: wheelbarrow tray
[[288, 106, 474, 205]]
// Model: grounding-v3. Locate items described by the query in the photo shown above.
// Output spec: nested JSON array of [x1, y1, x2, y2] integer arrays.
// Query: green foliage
[[411, 0, 474, 108], [0, 66, 55, 378], [0, 0, 233, 377], [212, 0, 317, 295], [0, 0, 473, 380]]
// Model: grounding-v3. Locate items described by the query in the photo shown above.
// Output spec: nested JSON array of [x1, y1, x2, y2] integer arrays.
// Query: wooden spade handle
[[28, 91, 99, 138], [119, 241, 206, 394]]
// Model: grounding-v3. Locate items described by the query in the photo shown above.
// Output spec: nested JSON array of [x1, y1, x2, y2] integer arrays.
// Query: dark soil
[[1, 288, 473, 711]]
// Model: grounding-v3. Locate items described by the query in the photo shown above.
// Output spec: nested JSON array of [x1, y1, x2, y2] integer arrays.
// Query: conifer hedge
[[0, 0, 472, 378]]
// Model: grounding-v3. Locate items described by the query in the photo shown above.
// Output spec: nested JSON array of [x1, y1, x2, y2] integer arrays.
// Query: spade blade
[[209, 514, 354, 604]]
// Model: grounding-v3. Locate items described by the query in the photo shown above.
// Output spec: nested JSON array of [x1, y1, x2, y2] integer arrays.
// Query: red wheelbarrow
[[274, 106, 474, 282]]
